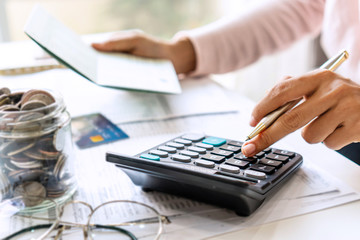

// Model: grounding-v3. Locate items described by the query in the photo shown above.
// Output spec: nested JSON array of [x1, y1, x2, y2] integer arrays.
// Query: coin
[[27, 93, 56, 106], [7, 140, 36, 157], [20, 90, 55, 107], [0, 171, 11, 201], [16, 111, 45, 122], [13, 181, 46, 206], [8, 91, 24, 105], [10, 160, 42, 169], [0, 104, 19, 111], [4, 161, 19, 172], [53, 127, 66, 151], [53, 154, 66, 180], [46, 179, 67, 198], [8, 169, 44, 183], [0, 87, 11, 96], [10, 153, 32, 162], [0, 95, 10, 106], [37, 137, 60, 159], [20, 100, 47, 111], [24, 148, 58, 160]]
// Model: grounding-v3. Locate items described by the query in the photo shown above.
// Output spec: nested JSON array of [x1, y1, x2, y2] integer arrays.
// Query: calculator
[[106, 133, 303, 216]]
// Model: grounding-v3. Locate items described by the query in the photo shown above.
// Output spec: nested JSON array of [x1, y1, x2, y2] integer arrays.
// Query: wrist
[[167, 37, 196, 74]]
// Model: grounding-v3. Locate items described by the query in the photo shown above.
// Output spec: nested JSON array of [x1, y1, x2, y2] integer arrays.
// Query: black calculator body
[[106, 133, 303, 216]]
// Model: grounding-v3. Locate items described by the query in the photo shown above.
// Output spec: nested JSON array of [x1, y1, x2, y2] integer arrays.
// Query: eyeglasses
[[0, 196, 170, 240]]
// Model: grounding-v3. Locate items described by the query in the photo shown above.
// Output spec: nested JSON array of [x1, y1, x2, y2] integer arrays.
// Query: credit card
[[71, 113, 128, 149]]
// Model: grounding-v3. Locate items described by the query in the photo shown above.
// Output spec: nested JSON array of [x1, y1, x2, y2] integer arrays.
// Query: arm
[[183, 0, 326, 75], [92, 0, 325, 76]]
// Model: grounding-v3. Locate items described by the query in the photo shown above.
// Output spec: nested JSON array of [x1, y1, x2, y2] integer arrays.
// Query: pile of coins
[[0, 88, 74, 207]]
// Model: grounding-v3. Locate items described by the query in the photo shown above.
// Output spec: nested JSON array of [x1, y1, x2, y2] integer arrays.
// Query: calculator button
[[195, 159, 215, 168], [181, 133, 205, 142], [219, 164, 240, 174], [140, 154, 160, 161], [227, 140, 243, 147], [255, 151, 265, 158], [166, 142, 185, 149], [171, 154, 191, 163], [201, 154, 225, 163], [272, 149, 295, 157], [180, 150, 199, 158], [158, 146, 177, 153], [244, 169, 266, 180], [234, 153, 257, 163], [195, 143, 213, 150], [259, 158, 282, 168], [263, 147, 272, 153], [266, 153, 289, 163], [225, 158, 249, 169], [250, 164, 275, 174], [174, 138, 192, 145], [187, 146, 207, 154], [211, 149, 233, 158], [220, 145, 241, 153], [202, 137, 226, 147], [149, 150, 168, 158]]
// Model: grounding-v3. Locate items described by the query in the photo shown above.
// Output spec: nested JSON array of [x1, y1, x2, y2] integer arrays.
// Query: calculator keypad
[[139, 133, 298, 182]]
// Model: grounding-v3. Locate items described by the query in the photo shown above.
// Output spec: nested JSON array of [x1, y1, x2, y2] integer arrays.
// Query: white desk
[[1, 41, 360, 240]]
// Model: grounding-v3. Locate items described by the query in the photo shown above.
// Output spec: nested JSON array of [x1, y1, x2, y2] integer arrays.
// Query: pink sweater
[[181, 0, 360, 82]]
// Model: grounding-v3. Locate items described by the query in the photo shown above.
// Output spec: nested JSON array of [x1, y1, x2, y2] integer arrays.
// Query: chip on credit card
[[71, 113, 128, 149]]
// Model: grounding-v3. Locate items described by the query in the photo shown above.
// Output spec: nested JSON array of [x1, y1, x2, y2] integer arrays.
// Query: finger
[[276, 75, 292, 83], [91, 31, 142, 52], [91, 38, 136, 52], [243, 94, 334, 156], [250, 70, 329, 126], [250, 75, 293, 126], [323, 125, 354, 150], [301, 108, 343, 144]]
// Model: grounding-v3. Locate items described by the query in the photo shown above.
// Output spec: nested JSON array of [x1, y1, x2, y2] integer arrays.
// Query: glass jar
[[0, 88, 76, 211]]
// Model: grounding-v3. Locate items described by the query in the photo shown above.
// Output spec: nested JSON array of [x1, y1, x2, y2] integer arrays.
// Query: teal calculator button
[[202, 137, 226, 146], [140, 154, 160, 161]]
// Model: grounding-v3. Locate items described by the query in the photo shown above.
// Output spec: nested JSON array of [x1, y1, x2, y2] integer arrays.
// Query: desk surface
[[1, 41, 360, 240]]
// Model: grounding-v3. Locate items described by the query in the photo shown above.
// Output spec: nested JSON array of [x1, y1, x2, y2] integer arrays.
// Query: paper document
[[24, 5, 181, 94], [1, 114, 359, 240]]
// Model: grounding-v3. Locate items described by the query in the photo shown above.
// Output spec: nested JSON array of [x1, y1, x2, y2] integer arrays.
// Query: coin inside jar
[[0, 88, 75, 210], [6, 140, 36, 157], [0, 95, 10, 106], [0, 87, 11, 96], [20, 90, 55, 107], [20, 100, 47, 111], [13, 181, 46, 207]]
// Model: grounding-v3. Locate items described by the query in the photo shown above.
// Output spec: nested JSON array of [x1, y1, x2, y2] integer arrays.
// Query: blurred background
[[0, 0, 314, 101]]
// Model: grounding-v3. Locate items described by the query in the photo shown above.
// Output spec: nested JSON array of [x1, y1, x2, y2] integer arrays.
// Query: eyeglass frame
[[1, 197, 171, 240]]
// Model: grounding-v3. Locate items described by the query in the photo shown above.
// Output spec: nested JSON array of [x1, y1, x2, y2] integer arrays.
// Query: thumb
[[91, 41, 119, 52]]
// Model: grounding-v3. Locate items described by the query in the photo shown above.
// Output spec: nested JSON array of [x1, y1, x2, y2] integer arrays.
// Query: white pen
[[246, 50, 349, 141]]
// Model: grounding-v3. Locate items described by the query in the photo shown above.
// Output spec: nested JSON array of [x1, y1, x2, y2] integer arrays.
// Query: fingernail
[[242, 143, 256, 156]]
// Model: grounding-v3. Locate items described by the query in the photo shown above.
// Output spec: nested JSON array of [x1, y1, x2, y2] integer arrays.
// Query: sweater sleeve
[[176, 0, 326, 76]]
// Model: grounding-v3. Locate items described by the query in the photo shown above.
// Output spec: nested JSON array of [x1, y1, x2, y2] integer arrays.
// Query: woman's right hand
[[91, 30, 196, 74]]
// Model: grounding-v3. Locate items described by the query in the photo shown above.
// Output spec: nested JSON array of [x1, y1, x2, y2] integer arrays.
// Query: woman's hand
[[91, 30, 196, 74], [242, 69, 360, 156]]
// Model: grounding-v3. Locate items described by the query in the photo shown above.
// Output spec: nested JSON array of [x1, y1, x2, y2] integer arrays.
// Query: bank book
[[24, 5, 181, 94]]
